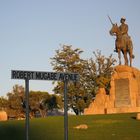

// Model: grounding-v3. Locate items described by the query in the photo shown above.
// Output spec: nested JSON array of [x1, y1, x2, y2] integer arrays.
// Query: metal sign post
[[11, 70, 79, 140], [64, 79, 68, 140], [25, 79, 29, 140]]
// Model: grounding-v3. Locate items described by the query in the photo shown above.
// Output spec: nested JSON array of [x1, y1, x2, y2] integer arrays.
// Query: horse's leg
[[123, 51, 128, 65], [126, 39, 133, 67], [129, 54, 132, 67], [129, 48, 133, 67], [118, 49, 121, 65]]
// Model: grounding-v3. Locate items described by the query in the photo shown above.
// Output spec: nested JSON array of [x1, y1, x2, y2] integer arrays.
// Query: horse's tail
[[131, 42, 135, 59], [128, 37, 135, 59]]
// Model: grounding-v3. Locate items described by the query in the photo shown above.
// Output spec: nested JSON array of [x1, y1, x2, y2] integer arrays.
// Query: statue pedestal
[[84, 65, 140, 115]]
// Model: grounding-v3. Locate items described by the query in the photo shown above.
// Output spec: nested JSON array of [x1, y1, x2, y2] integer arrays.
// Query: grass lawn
[[0, 113, 140, 140]]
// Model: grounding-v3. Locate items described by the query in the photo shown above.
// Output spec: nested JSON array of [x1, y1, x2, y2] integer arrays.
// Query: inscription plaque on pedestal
[[115, 78, 131, 107]]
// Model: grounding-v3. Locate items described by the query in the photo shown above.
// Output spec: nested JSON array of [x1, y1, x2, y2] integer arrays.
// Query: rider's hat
[[121, 17, 126, 21]]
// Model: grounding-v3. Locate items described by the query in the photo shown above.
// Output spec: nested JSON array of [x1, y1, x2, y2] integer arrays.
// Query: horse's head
[[109, 23, 119, 36]]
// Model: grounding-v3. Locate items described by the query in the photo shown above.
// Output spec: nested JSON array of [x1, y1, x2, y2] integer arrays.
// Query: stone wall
[[84, 65, 140, 115]]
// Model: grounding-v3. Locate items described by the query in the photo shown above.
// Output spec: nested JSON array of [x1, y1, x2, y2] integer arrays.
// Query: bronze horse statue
[[109, 23, 134, 67]]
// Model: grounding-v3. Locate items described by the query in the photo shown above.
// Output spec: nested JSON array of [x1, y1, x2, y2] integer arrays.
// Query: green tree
[[5, 85, 63, 118], [76, 99, 86, 115], [51, 45, 89, 115], [6, 85, 50, 118], [29, 91, 50, 117], [82, 50, 116, 95], [0, 97, 8, 110], [51, 46, 116, 115], [44, 95, 62, 111], [6, 85, 25, 118]]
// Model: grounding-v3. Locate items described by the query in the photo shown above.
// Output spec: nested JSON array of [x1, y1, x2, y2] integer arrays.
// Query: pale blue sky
[[0, 0, 140, 96]]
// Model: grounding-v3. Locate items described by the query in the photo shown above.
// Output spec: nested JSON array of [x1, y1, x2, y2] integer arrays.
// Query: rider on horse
[[114, 17, 131, 52], [109, 16, 134, 66]]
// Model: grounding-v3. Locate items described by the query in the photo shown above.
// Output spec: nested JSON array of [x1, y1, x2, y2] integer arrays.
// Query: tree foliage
[[0, 97, 8, 110], [29, 91, 50, 117], [6, 85, 25, 117], [1, 85, 63, 118], [51, 45, 90, 115], [0, 45, 116, 117], [51, 45, 116, 115], [82, 50, 116, 95]]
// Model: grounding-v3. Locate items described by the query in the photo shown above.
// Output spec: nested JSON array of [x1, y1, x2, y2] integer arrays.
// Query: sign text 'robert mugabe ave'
[[11, 70, 79, 81]]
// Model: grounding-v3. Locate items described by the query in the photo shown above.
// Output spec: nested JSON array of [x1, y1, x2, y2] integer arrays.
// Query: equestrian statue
[[109, 16, 134, 67]]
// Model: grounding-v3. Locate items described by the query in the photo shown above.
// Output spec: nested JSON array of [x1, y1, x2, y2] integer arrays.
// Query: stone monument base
[[0, 111, 7, 121], [84, 65, 140, 115]]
